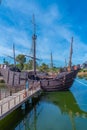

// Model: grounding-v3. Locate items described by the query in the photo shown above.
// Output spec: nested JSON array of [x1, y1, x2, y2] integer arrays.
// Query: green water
[[0, 78, 87, 130]]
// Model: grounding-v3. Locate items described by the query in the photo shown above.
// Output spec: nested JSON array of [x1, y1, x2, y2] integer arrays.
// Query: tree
[[23, 63, 29, 70], [28, 60, 33, 70], [16, 54, 26, 70], [39, 63, 49, 72]]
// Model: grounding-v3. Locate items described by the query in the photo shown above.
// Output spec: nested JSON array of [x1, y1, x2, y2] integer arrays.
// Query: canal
[[0, 78, 87, 130]]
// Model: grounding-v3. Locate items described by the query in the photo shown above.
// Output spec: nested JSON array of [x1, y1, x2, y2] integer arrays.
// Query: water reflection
[[1, 91, 87, 130], [0, 79, 87, 130], [41, 92, 87, 130], [45, 92, 87, 117]]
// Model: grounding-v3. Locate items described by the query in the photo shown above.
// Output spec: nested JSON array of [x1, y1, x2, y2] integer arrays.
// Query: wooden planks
[[0, 68, 28, 87], [0, 85, 41, 120]]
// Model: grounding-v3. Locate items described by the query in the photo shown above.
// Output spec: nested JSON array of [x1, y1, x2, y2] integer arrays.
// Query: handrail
[[0, 86, 41, 118]]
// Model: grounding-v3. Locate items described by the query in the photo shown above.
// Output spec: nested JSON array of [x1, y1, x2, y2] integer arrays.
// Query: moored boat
[[27, 68, 79, 92], [27, 33, 80, 92], [0, 15, 80, 92]]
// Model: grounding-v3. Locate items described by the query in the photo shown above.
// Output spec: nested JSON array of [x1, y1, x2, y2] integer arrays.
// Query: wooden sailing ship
[[27, 16, 79, 92], [0, 15, 79, 91]]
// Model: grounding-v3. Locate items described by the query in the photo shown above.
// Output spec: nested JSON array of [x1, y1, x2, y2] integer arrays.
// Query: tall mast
[[32, 14, 37, 74], [13, 43, 16, 67], [65, 58, 67, 67], [50, 52, 53, 69], [68, 37, 73, 69]]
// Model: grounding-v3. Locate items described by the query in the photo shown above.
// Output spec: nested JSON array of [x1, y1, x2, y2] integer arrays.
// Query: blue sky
[[0, 0, 87, 67]]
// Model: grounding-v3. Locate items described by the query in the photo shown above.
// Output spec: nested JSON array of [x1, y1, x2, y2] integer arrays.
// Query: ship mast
[[50, 52, 53, 69], [65, 58, 67, 68], [13, 43, 16, 67], [32, 14, 37, 75], [68, 37, 73, 69]]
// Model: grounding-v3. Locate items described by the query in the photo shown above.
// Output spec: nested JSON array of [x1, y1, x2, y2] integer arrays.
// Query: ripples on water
[[0, 78, 87, 130]]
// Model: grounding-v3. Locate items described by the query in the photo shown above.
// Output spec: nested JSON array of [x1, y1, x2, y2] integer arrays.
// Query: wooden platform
[[0, 86, 41, 120]]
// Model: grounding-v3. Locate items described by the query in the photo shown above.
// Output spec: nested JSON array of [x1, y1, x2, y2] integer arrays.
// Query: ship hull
[[40, 70, 78, 92], [0, 67, 78, 92]]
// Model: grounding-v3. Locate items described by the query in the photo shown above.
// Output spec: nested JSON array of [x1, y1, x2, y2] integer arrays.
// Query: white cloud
[[0, 0, 87, 66], [0, 45, 20, 56], [4, 0, 39, 16]]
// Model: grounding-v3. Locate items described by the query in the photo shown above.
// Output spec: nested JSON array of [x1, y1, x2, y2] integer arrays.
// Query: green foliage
[[23, 63, 29, 70], [16, 54, 26, 64], [28, 60, 33, 70], [16, 54, 26, 70], [79, 69, 87, 72], [16, 64, 22, 70], [23, 60, 39, 70], [38, 63, 49, 72]]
